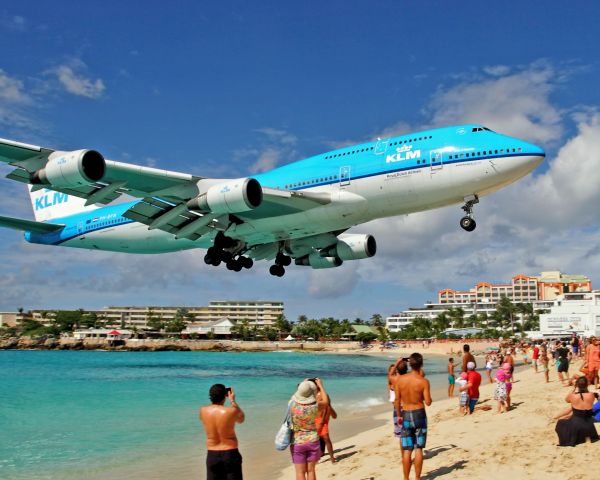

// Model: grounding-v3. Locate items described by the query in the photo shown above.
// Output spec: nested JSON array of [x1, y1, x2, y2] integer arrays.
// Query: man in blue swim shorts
[[394, 353, 432, 480]]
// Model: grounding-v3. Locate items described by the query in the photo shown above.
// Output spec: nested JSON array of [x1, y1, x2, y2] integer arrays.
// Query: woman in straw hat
[[289, 378, 327, 480]]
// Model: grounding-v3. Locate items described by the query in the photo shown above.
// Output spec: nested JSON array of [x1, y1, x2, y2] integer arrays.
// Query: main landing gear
[[203, 233, 253, 272], [460, 194, 479, 232], [269, 252, 291, 277]]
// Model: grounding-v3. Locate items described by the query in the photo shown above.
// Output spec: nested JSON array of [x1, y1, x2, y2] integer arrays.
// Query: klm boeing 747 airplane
[[0, 125, 544, 276]]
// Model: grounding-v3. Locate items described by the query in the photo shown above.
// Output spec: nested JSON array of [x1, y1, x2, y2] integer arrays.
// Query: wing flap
[[122, 197, 213, 239], [0, 214, 64, 233]]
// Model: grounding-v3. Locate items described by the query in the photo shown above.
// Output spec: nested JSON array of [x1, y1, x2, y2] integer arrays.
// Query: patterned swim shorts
[[400, 408, 427, 450]]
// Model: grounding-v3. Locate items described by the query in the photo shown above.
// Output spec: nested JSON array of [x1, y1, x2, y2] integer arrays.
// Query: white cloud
[[483, 65, 511, 77], [52, 61, 105, 99], [249, 147, 282, 173], [0, 69, 30, 103], [235, 127, 298, 174], [426, 62, 563, 145], [253, 127, 297, 146]]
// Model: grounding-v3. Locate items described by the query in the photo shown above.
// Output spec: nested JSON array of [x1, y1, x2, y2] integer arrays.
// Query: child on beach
[[494, 368, 508, 413], [456, 372, 469, 416], [540, 349, 550, 383], [502, 363, 513, 410], [448, 358, 455, 397], [485, 355, 494, 384]]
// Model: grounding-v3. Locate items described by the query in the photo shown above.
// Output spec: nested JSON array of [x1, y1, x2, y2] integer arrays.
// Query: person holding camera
[[200, 384, 245, 480]]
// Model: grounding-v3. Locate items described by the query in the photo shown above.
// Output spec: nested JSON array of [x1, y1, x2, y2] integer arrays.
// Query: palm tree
[[370, 313, 384, 327], [447, 307, 466, 329], [433, 312, 450, 334]]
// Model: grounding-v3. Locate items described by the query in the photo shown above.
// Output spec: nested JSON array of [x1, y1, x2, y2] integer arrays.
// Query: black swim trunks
[[400, 408, 427, 450], [206, 448, 243, 480]]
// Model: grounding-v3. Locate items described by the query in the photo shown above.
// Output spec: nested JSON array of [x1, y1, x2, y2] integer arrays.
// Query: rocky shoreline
[[0, 337, 358, 352]]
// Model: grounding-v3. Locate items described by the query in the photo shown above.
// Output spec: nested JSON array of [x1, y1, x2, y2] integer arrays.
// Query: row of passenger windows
[[85, 218, 123, 227], [324, 135, 434, 159], [448, 147, 522, 160], [389, 135, 433, 146], [284, 175, 339, 189]]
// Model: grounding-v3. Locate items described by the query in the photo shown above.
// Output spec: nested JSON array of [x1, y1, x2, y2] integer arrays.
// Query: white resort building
[[539, 291, 600, 338], [386, 271, 591, 333]]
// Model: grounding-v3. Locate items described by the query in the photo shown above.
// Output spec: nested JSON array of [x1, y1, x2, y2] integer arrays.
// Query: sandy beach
[[276, 356, 599, 480]]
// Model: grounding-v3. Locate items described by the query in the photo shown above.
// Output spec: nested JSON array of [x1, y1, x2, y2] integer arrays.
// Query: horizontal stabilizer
[[0, 214, 64, 233]]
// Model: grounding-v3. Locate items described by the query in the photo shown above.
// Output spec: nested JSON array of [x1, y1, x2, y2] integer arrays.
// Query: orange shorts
[[316, 417, 329, 436]]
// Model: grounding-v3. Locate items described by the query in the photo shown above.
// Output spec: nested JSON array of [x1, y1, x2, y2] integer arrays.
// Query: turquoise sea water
[[0, 351, 449, 479]]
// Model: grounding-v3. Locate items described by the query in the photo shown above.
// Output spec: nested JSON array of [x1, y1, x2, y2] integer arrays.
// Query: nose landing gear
[[460, 194, 479, 232]]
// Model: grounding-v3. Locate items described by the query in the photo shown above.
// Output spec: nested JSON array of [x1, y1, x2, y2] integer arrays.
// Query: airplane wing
[[0, 137, 331, 241], [0, 137, 202, 206], [0, 214, 64, 233], [121, 188, 331, 240]]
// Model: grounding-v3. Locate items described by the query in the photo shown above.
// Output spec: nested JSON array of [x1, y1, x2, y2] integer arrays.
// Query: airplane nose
[[528, 142, 545, 158], [523, 142, 545, 170]]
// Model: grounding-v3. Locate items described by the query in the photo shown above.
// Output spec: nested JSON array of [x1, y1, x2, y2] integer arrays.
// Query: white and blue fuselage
[[25, 124, 545, 253]]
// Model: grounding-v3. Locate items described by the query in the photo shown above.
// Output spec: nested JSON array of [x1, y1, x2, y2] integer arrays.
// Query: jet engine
[[319, 233, 377, 261], [295, 252, 343, 269], [187, 178, 262, 214], [30, 150, 106, 187]]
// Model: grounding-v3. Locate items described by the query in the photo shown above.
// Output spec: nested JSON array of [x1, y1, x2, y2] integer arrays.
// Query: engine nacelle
[[320, 234, 377, 261], [31, 150, 106, 187], [187, 178, 262, 214], [295, 252, 343, 269]]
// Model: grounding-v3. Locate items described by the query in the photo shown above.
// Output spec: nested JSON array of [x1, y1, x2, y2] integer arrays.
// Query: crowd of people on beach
[[197, 335, 600, 480]]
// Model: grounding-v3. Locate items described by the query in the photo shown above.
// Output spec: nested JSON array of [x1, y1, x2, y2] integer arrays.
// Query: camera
[[225, 387, 232, 394], [307, 377, 318, 383]]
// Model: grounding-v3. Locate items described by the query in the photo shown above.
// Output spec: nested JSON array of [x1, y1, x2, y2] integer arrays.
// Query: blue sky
[[1, 2, 600, 321]]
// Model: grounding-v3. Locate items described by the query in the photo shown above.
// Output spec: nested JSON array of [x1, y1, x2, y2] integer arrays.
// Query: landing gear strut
[[460, 194, 479, 232], [269, 252, 291, 277]]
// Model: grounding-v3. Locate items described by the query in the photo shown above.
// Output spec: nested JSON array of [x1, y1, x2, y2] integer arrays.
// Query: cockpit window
[[472, 126, 495, 132]]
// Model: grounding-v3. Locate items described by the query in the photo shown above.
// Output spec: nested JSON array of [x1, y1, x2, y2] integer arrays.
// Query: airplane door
[[430, 150, 443, 172], [77, 221, 84, 234], [339, 165, 351, 187], [374, 139, 389, 155]]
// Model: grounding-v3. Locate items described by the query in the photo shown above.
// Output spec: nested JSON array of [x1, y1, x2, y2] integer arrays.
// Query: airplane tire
[[276, 253, 291, 266], [204, 254, 213, 265], [232, 261, 242, 272], [211, 257, 221, 267], [460, 216, 476, 232], [241, 256, 253, 269], [269, 264, 284, 277]]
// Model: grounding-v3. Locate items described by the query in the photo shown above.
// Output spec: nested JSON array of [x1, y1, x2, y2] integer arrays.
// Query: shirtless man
[[200, 384, 245, 480], [461, 344, 476, 373], [394, 353, 432, 480]]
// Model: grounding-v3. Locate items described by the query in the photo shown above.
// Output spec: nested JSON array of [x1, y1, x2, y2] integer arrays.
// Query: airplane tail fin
[[28, 186, 100, 222]]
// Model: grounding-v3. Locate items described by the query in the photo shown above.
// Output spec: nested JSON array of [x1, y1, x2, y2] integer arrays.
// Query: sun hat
[[467, 361, 476, 370], [293, 380, 317, 404], [502, 362, 511, 371]]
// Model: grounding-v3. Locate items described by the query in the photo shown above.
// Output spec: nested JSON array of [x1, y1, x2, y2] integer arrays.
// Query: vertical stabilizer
[[28, 187, 99, 222]]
